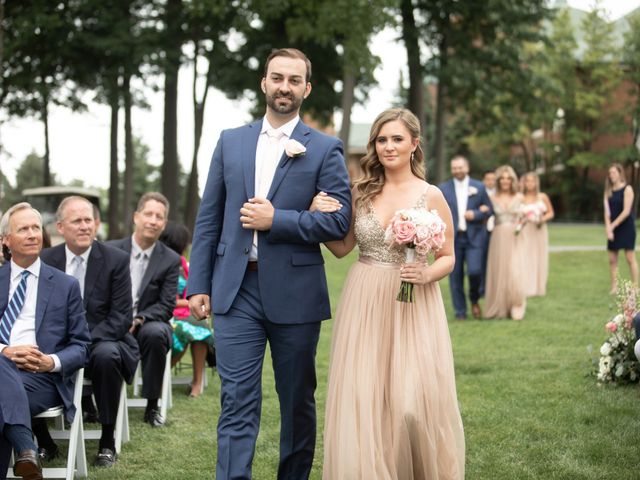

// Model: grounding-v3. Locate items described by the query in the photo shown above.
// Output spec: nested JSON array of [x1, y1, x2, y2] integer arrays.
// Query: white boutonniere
[[468, 186, 478, 196], [284, 139, 306, 158]]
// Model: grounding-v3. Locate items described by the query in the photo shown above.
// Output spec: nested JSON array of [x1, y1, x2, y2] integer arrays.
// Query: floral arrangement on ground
[[594, 280, 640, 384]]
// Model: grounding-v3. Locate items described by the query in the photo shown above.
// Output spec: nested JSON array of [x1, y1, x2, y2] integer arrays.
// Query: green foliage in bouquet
[[595, 280, 640, 384]]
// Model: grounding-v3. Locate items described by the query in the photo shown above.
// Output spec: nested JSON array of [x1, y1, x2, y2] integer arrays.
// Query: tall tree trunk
[[434, 29, 449, 184], [186, 44, 210, 233], [339, 69, 356, 153], [108, 84, 121, 239], [400, 0, 424, 130], [41, 99, 51, 186], [161, 0, 182, 221], [123, 73, 134, 235]]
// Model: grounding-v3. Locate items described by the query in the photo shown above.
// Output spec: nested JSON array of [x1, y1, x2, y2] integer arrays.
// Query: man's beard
[[266, 91, 302, 115]]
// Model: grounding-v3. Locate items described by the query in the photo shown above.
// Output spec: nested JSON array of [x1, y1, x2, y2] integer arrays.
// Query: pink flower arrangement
[[384, 208, 447, 302], [516, 203, 547, 234]]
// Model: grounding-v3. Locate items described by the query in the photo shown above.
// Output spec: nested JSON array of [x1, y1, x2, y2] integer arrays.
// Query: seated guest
[[108, 192, 180, 427], [40, 196, 140, 467], [0, 203, 90, 480], [160, 222, 214, 398]]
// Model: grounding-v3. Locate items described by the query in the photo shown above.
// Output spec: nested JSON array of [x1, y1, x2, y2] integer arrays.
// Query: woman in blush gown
[[312, 108, 464, 479], [604, 163, 638, 294], [484, 165, 527, 320], [520, 172, 554, 297]]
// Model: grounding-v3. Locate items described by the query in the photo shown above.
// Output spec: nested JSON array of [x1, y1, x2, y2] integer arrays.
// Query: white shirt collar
[[261, 116, 300, 139], [131, 235, 155, 258], [64, 244, 92, 268], [10, 257, 41, 281]]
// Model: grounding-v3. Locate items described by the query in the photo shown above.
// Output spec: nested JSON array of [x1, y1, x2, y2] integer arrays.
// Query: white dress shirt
[[454, 176, 470, 232], [65, 244, 92, 297], [250, 115, 300, 261], [0, 258, 61, 371]]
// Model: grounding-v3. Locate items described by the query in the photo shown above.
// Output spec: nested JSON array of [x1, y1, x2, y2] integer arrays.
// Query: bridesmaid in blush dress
[[311, 108, 464, 479], [483, 165, 527, 320], [604, 163, 638, 294], [520, 172, 554, 297]]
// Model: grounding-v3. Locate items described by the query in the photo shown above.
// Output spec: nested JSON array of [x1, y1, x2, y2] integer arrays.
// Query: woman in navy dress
[[604, 163, 638, 294]]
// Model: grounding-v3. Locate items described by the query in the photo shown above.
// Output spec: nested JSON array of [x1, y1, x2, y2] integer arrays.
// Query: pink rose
[[415, 225, 430, 243], [284, 139, 306, 158], [605, 321, 617, 333], [393, 220, 416, 245]]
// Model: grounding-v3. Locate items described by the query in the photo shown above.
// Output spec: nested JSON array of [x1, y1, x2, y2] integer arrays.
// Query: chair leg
[[159, 352, 172, 419], [114, 380, 128, 452]]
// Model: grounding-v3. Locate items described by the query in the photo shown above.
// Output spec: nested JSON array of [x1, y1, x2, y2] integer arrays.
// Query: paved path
[[549, 245, 605, 252]]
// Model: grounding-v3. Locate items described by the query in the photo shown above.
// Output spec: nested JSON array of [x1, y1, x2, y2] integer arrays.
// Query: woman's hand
[[310, 191, 342, 213], [606, 226, 614, 241], [400, 262, 432, 285]]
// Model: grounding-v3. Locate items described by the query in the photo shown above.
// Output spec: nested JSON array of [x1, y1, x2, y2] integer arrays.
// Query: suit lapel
[[447, 180, 459, 228], [0, 264, 10, 317], [36, 263, 54, 335], [243, 120, 263, 200], [267, 121, 311, 201], [83, 243, 103, 307]]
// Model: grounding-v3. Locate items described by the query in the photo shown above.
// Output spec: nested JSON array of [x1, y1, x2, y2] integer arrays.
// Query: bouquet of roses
[[515, 203, 546, 235], [384, 208, 446, 302], [595, 280, 640, 384]]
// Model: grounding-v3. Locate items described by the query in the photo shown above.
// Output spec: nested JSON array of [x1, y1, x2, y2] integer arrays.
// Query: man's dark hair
[[264, 48, 312, 83]]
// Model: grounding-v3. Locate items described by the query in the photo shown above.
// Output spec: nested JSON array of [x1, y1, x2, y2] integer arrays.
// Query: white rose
[[600, 342, 612, 356]]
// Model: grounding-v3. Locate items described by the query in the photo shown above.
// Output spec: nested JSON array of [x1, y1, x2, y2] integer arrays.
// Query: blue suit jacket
[[188, 119, 352, 324], [439, 178, 493, 247], [0, 261, 91, 421]]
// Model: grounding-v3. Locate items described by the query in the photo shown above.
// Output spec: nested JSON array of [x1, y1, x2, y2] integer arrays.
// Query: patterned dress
[[323, 184, 465, 480]]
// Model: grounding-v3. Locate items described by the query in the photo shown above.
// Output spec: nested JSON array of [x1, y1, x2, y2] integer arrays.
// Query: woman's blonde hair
[[521, 171, 540, 195], [353, 108, 425, 209], [495, 165, 519, 195], [604, 163, 626, 198]]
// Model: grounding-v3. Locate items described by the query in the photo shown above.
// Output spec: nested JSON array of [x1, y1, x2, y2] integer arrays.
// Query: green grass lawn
[[65, 245, 638, 479], [548, 223, 603, 247]]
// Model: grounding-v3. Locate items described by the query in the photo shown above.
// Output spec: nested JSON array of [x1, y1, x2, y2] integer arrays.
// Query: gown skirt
[[323, 257, 465, 480], [520, 222, 548, 297]]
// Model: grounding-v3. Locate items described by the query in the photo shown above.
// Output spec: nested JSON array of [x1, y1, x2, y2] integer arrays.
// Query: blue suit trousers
[[214, 269, 321, 480]]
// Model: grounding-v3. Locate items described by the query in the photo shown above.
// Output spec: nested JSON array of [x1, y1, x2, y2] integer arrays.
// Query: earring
[[411, 152, 415, 162]]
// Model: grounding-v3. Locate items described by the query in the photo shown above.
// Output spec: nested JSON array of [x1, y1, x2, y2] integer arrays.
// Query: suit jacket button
[[243, 247, 249, 254]]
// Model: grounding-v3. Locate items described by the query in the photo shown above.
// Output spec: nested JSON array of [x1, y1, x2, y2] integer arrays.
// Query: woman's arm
[[540, 192, 555, 223], [400, 187, 455, 285], [310, 187, 358, 258], [604, 195, 614, 241]]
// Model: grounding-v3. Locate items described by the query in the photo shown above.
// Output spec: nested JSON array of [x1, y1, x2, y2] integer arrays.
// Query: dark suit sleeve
[[137, 254, 180, 324], [188, 135, 225, 297], [268, 138, 352, 244], [90, 251, 132, 342], [56, 281, 91, 379], [469, 184, 493, 223]]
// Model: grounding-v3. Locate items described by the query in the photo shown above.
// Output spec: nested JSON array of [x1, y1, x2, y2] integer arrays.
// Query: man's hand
[[3, 345, 54, 372], [129, 317, 144, 334], [189, 294, 211, 320], [240, 198, 275, 231], [464, 210, 475, 221]]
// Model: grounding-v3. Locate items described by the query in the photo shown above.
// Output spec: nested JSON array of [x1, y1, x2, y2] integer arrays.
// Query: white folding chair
[[634, 338, 640, 362], [82, 378, 130, 453], [7, 368, 88, 480], [129, 351, 172, 418]]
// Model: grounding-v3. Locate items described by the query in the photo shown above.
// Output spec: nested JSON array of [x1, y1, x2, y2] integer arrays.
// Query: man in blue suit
[[0, 203, 90, 479], [188, 48, 351, 479], [440, 155, 493, 319]]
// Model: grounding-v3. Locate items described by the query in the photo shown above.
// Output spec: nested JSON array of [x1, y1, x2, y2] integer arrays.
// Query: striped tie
[[0, 270, 30, 344]]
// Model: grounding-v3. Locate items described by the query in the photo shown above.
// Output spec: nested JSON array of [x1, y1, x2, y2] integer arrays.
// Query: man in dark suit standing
[[439, 155, 493, 319], [109, 192, 180, 428], [40, 196, 139, 467], [188, 48, 351, 479], [0, 203, 90, 480]]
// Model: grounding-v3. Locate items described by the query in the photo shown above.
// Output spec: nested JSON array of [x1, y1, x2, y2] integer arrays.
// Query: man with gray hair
[[0, 203, 90, 479], [40, 196, 139, 467], [109, 192, 180, 428]]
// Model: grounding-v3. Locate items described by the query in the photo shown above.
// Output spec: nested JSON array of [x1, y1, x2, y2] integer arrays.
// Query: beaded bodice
[[355, 187, 429, 264], [492, 194, 523, 225]]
